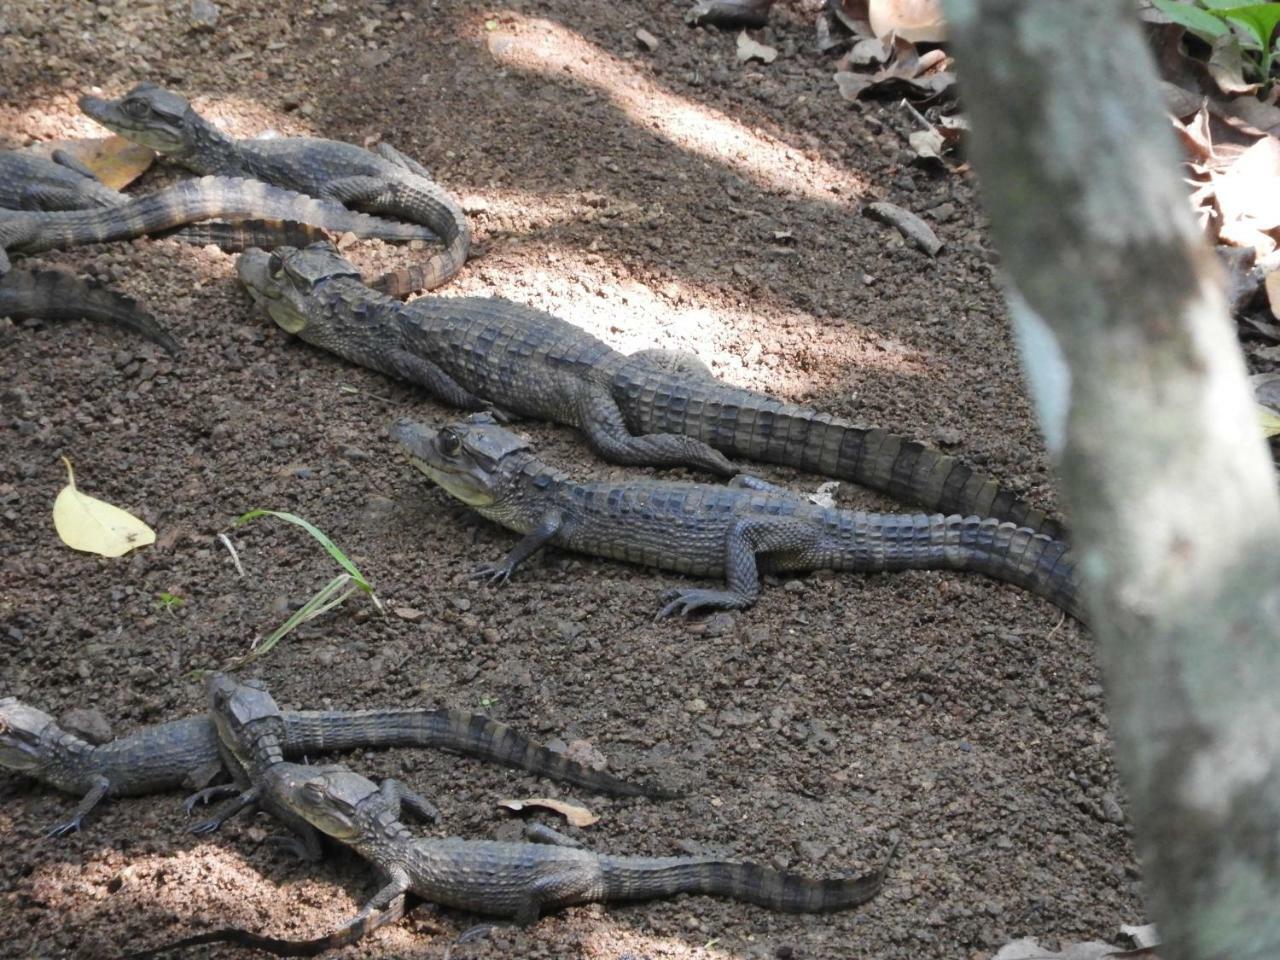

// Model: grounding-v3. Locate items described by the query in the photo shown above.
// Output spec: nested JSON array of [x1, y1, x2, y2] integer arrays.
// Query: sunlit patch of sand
[[476, 15, 866, 206]]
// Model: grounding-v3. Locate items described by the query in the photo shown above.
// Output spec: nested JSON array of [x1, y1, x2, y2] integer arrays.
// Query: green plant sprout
[[219, 509, 383, 670], [157, 592, 184, 616], [1154, 0, 1280, 87]]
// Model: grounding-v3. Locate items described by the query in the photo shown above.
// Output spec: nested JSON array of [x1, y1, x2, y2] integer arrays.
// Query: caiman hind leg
[[384, 349, 491, 413], [577, 388, 735, 476], [374, 142, 434, 180], [657, 516, 821, 618]]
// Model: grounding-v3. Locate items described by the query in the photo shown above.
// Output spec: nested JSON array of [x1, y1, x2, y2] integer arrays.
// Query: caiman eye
[[123, 98, 150, 119], [439, 430, 462, 456], [268, 252, 285, 281]]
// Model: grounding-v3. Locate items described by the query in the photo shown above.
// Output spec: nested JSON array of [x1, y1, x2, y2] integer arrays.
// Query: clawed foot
[[42, 816, 83, 840], [470, 562, 514, 586], [263, 833, 320, 862], [183, 784, 238, 814], [655, 588, 740, 620], [488, 406, 519, 425], [188, 814, 226, 836]]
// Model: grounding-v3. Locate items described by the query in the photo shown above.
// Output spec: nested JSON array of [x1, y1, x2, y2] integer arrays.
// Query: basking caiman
[[262, 763, 893, 924], [0, 175, 433, 272], [0, 694, 671, 839], [81, 83, 469, 295], [392, 415, 1082, 620], [0, 266, 178, 355], [237, 242, 1064, 536]]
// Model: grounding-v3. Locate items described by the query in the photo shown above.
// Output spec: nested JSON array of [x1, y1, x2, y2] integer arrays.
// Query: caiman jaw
[[390, 419, 498, 507], [79, 94, 189, 154], [236, 249, 309, 334]]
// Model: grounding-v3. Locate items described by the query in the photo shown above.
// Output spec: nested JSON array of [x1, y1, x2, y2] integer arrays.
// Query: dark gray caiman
[[237, 242, 1065, 537], [82, 83, 470, 296], [0, 266, 178, 354], [0, 175, 433, 273], [392, 415, 1082, 620], [266, 763, 893, 924], [0, 694, 672, 839]]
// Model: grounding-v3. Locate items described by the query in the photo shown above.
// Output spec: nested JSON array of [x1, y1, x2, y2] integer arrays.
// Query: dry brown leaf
[[868, 0, 946, 43], [498, 797, 598, 827], [27, 136, 155, 189], [1265, 270, 1280, 319], [865, 201, 943, 255], [1206, 35, 1261, 97], [1212, 136, 1280, 233], [909, 127, 946, 159]]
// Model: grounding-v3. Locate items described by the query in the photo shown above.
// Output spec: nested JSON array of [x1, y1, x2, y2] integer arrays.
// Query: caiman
[[0, 266, 178, 355], [260, 762, 893, 924], [0, 175, 433, 273], [81, 83, 470, 296], [0, 694, 672, 839], [237, 242, 1065, 536], [392, 415, 1082, 620]]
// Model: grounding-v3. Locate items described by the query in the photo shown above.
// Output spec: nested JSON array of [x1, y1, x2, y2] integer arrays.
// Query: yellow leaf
[[53, 458, 155, 557], [498, 797, 598, 827], [1260, 404, 1280, 438], [29, 136, 156, 190]]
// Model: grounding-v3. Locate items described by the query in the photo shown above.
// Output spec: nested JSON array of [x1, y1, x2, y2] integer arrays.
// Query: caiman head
[[390, 415, 532, 509], [0, 698, 57, 773], [206, 673, 284, 767], [274, 764, 381, 842], [236, 242, 363, 335], [79, 83, 213, 159]]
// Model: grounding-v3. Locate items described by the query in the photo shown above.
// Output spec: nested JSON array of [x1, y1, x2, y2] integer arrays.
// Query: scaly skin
[[237, 242, 1065, 536], [0, 267, 178, 354], [0, 149, 125, 210], [0, 175, 433, 272], [82, 83, 469, 296], [0, 695, 672, 838], [271, 764, 893, 923], [392, 416, 1082, 620]]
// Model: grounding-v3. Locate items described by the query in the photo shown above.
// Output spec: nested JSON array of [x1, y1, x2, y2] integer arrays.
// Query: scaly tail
[[0, 267, 178, 355], [367, 178, 470, 296], [848, 513, 1080, 619], [2, 176, 435, 256], [281, 708, 678, 799], [619, 364, 1066, 538], [600, 842, 895, 912], [157, 218, 332, 251]]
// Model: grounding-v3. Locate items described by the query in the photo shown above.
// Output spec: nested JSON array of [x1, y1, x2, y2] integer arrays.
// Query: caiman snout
[[389, 418, 436, 460]]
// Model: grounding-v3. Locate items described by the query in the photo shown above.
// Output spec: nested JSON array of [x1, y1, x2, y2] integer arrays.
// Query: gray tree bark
[[939, 2, 1280, 957]]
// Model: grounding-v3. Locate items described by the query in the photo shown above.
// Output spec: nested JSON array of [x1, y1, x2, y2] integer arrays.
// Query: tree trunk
[[939, 2, 1280, 957]]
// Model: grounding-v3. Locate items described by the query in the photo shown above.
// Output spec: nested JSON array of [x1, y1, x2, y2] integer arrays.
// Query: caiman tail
[[599, 844, 894, 912], [618, 363, 1065, 539], [367, 178, 470, 296], [0, 175, 435, 259], [280, 708, 676, 798], [0, 267, 179, 355], [157, 218, 331, 251], [841, 513, 1079, 619]]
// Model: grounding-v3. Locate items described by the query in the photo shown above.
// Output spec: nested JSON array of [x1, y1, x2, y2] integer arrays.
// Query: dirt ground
[[0, 1, 1139, 957]]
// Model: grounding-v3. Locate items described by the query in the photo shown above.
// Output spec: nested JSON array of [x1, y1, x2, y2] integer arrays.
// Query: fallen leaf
[[393, 606, 425, 622], [1119, 924, 1160, 950], [1266, 269, 1280, 318], [736, 30, 777, 63], [498, 797, 598, 827], [1206, 34, 1260, 96], [28, 136, 155, 189], [865, 201, 944, 255], [991, 938, 1125, 960], [868, 0, 946, 43], [53, 458, 156, 557], [909, 127, 946, 159]]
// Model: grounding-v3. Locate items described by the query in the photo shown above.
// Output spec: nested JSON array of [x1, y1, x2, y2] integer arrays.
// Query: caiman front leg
[[188, 785, 260, 835], [472, 511, 563, 584], [577, 388, 735, 476], [657, 517, 819, 619], [377, 777, 440, 823], [43, 775, 111, 838], [383, 349, 490, 412]]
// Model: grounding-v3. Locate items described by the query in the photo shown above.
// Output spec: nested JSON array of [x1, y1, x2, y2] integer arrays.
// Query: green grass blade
[[236, 509, 373, 593]]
